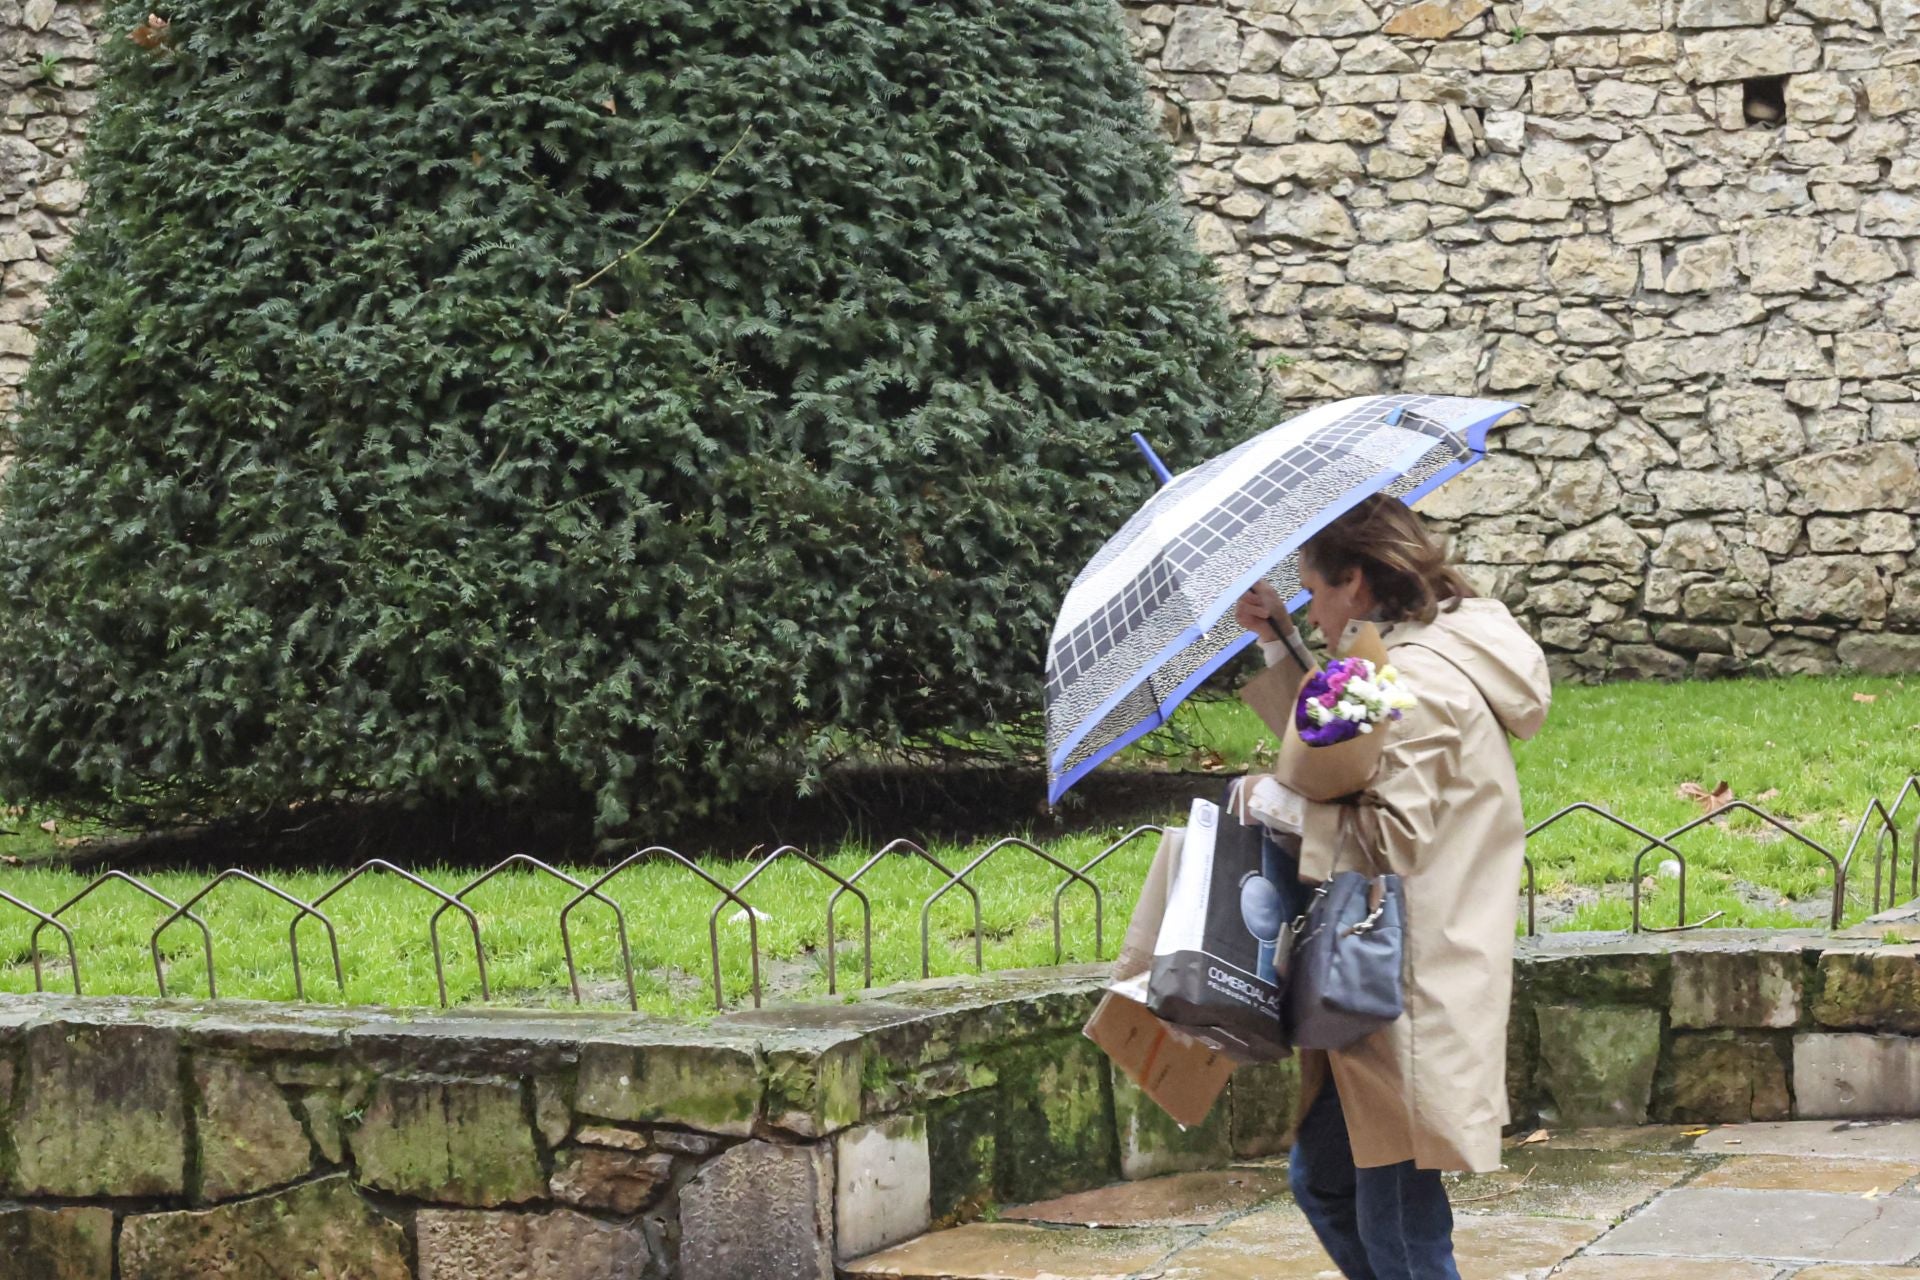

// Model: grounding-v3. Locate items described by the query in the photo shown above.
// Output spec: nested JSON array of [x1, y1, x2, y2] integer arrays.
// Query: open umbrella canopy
[[1045, 393, 1522, 805]]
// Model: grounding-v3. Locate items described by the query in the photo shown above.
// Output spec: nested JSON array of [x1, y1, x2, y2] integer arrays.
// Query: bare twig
[[1454, 1165, 1537, 1205], [561, 129, 754, 321]]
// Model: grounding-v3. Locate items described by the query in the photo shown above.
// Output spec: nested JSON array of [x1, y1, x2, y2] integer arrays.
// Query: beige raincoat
[[1242, 598, 1551, 1174]]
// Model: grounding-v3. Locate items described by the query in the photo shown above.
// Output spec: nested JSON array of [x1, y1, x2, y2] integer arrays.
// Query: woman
[[1234, 494, 1551, 1280]]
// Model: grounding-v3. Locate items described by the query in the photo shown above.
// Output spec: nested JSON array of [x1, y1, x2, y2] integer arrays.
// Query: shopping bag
[[1143, 793, 1290, 1062], [1084, 825, 1236, 1126]]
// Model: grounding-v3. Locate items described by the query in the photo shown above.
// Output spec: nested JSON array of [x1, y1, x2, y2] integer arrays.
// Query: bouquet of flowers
[[1295, 656, 1416, 747], [1242, 623, 1414, 802]]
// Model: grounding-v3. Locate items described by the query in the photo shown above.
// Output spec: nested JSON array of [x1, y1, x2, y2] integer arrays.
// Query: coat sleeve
[[1296, 646, 1471, 883]]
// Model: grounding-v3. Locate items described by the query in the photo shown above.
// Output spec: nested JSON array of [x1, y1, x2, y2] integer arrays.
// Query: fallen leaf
[[1678, 781, 1733, 814], [128, 12, 170, 47], [0, 854, 20, 866], [1520, 1129, 1550, 1146], [1722, 1138, 1742, 1145], [38, 819, 56, 834], [599, 96, 617, 114], [1755, 788, 1780, 803], [1863, 1187, 1883, 1199], [1682, 1128, 1710, 1137], [1854, 692, 1878, 704]]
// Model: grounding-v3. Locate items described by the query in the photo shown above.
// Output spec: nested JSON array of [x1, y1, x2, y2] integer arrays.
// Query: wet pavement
[[846, 1121, 1920, 1280]]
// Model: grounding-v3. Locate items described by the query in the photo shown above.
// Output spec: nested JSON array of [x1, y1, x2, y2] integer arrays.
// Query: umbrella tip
[[1131, 433, 1174, 487]]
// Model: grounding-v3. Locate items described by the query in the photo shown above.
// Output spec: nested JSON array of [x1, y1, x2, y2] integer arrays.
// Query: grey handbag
[[1285, 825, 1406, 1051]]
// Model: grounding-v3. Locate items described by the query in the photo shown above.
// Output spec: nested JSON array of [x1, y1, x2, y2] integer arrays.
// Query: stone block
[[1546, 515, 1646, 570], [1770, 556, 1888, 623], [1681, 27, 1820, 83], [192, 1056, 312, 1203], [1516, 0, 1662, 32], [1413, 454, 1540, 521], [1861, 191, 1920, 237], [762, 1038, 863, 1136], [1112, 1067, 1231, 1181], [416, 1207, 654, 1280], [1384, 0, 1490, 39], [1670, 949, 1803, 1030], [1159, 7, 1241, 74], [574, 1038, 761, 1135], [119, 1176, 410, 1280], [1837, 632, 1920, 674], [1677, 0, 1768, 25], [302, 1089, 345, 1164], [835, 1115, 932, 1260], [1793, 1033, 1920, 1119], [1521, 939, 1671, 1006], [1292, 0, 1384, 36], [925, 1087, 998, 1225], [681, 1140, 834, 1280], [1535, 1005, 1663, 1127], [0, 1206, 112, 1280], [1229, 1058, 1300, 1159], [1347, 240, 1447, 291], [1657, 1033, 1791, 1123], [549, 1145, 673, 1214], [350, 1074, 545, 1207], [1814, 946, 1920, 1032], [5, 1022, 185, 1197]]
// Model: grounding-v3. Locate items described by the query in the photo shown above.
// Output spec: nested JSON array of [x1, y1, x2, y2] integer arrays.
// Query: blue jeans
[[1289, 1076, 1461, 1280]]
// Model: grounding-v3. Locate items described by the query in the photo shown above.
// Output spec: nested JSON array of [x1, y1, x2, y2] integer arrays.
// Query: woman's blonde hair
[[1301, 494, 1475, 625]]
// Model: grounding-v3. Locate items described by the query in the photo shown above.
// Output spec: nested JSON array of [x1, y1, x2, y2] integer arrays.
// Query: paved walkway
[[847, 1120, 1920, 1280]]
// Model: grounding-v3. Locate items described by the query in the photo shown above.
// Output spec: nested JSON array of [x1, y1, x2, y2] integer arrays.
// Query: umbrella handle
[[1130, 433, 1173, 486]]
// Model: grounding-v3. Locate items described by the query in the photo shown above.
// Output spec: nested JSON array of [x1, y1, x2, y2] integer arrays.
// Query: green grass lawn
[[0, 674, 1914, 1015]]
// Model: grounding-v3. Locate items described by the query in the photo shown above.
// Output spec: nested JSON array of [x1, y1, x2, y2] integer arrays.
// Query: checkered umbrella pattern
[[1045, 394, 1522, 804]]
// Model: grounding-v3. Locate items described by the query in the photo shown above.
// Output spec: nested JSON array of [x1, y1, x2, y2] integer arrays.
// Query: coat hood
[[1381, 599, 1552, 741]]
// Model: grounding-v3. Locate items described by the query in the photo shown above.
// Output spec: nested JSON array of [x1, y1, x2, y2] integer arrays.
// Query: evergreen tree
[[0, 0, 1262, 825]]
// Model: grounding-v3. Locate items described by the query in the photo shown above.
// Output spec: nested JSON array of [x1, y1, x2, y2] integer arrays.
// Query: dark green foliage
[[0, 0, 1262, 825]]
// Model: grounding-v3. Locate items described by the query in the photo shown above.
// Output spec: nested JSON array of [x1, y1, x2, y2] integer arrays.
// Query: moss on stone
[[1813, 946, 1920, 1032], [1655, 1032, 1791, 1124], [118, 1175, 410, 1279], [0, 1206, 112, 1280], [1114, 1068, 1231, 1179], [349, 1075, 544, 1207], [5, 1023, 186, 1197], [575, 1041, 763, 1136], [1535, 1004, 1663, 1128], [1230, 1059, 1300, 1160]]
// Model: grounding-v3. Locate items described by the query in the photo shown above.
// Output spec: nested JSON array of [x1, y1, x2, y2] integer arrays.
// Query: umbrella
[[1045, 393, 1522, 805]]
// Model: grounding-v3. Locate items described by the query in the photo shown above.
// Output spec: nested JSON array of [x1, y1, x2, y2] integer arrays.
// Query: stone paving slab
[[1148, 1204, 1329, 1279], [1447, 1147, 1699, 1221], [852, 1128, 1920, 1280], [1587, 1188, 1920, 1265], [1549, 1258, 1780, 1279], [1529, 1127, 1711, 1154], [843, 1223, 1197, 1279], [1001, 1168, 1291, 1228], [1691, 1156, 1920, 1194], [1688, 1121, 1920, 1163], [1152, 1204, 1602, 1280]]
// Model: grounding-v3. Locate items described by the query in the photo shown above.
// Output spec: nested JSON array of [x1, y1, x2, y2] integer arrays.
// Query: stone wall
[[0, 0, 92, 422], [5, 1, 1920, 679], [1127, 0, 1920, 679], [2, 926, 1918, 1278]]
